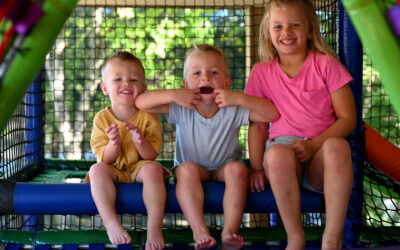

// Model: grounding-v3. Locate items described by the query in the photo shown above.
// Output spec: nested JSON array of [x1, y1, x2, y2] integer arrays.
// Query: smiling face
[[183, 50, 231, 103], [268, 4, 311, 59], [100, 58, 146, 108]]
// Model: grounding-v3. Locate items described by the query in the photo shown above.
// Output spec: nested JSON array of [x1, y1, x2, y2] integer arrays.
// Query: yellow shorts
[[85, 160, 170, 183]]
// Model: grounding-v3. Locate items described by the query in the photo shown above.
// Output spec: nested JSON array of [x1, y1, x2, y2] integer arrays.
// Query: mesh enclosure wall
[[41, 0, 337, 161]]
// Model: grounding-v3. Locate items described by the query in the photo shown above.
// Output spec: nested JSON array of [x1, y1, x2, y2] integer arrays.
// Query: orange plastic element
[[364, 122, 400, 183]]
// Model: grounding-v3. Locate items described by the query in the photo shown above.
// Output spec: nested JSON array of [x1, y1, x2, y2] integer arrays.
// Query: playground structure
[[0, 0, 400, 249]]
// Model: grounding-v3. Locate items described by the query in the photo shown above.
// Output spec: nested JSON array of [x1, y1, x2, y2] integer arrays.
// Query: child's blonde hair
[[258, 0, 337, 62], [101, 51, 145, 82], [183, 43, 230, 80]]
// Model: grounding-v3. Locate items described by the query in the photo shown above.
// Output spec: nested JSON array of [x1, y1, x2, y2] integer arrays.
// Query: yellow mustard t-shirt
[[90, 107, 162, 174]]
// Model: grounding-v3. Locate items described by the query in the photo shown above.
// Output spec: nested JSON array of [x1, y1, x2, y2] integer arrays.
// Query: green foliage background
[[44, 7, 247, 159]]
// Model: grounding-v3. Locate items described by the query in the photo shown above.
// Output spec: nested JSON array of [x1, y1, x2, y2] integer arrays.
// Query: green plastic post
[[0, 0, 78, 131], [342, 0, 400, 116]]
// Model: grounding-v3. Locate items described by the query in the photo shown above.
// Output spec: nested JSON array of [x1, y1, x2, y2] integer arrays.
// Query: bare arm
[[135, 88, 201, 114], [312, 84, 356, 149], [101, 124, 121, 164], [135, 139, 158, 160], [125, 123, 158, 161], [291, 84, 357, 162], [248, 121, 269, 192], [214, 89, 280, 123]]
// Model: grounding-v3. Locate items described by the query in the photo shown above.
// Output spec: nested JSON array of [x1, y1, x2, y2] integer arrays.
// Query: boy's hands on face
[[124, 123, 144, 145], [175, 88, 201, 110], [105, 123, 121, 145], [214, 89, 239, 108]]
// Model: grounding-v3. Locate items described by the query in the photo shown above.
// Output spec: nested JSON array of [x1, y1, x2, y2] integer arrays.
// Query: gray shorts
[[266, 135, 322, 194]]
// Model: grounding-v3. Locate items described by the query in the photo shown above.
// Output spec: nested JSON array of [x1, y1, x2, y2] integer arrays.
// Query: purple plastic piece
[[387, 4, 400, 37], [5, 0, 44, 35]]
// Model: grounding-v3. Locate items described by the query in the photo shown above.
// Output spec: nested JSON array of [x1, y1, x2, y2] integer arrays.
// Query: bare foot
[[146, 229, 165, 250], [221, 233, 245, 250], [104, 221, 131, 245], [194, 232, 217, 250]]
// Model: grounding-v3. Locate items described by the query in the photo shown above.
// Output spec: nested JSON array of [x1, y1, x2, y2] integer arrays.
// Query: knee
[[224, 161, 248, 180], [175, 161, 201, 181], [322, 138, 353, 176], [264, 145, 297, 176], [323, 137, 351, 154], [322, 137, 352, 163], [140, 163, 164, 182], [88, 162, 111, 180]]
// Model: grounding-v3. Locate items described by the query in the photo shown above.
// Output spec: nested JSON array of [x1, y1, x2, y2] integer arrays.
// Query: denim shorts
[[266, 135, 322, 194]]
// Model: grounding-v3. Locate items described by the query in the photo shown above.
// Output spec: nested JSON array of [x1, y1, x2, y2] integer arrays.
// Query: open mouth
[[199, 86, 214, 94]]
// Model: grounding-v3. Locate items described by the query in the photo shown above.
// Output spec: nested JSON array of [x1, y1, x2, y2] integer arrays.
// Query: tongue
[[200, 86, 214, 94]]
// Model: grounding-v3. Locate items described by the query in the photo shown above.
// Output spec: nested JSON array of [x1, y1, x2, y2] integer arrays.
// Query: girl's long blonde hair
[[258, 0, 337, 62]]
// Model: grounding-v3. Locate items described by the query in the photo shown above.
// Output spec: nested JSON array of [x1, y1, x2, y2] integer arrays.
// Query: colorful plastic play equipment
[[0, 181, 324, 215], [341, 0, 400, 116], [364, 123, 400, 183], [0, 0, 78, 132], [387, 0, 400, 36]]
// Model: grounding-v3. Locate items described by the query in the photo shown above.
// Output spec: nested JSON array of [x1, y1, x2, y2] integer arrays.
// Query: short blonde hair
[[101, 51, 145, 82], [183, 43, 230, 80], [258, 0, 336, 62]]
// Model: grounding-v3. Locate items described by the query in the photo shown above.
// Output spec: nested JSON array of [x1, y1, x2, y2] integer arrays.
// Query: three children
[[90, 3, 355, 245]]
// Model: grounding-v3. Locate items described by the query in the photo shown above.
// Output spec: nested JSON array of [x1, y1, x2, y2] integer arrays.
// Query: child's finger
[[105, 124, 116, 133], [125, 123, 139, 132], [124, 122, 132, 129]]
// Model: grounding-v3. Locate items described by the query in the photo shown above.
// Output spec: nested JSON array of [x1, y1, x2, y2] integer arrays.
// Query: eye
[[273, 24, 282, 30], [211, 70, 219, 75], [113, 78, 122, 82], [193, 71, 201, 76], [130, 78, 138, 83], [291, 23, 300, 28]]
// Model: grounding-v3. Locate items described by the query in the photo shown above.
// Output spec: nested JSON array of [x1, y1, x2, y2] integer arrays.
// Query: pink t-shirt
[[245, 51, 353, 139]]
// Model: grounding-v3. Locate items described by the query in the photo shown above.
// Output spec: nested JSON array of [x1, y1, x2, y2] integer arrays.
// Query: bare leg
[[89, 163, 131, 245], [265, 145, 305, 250], [175, 162, 217, 250], [308, 138, 353, 250], [218, 161, 247, 250], [136, 163, 167, 250]]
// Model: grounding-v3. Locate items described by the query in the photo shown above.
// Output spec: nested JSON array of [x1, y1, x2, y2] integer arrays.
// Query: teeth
[[120, 91, 132, 94], [281, 40, 294, 44]]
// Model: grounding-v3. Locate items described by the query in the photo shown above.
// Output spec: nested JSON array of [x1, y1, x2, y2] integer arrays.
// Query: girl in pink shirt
[[245, 0, 356, 249]]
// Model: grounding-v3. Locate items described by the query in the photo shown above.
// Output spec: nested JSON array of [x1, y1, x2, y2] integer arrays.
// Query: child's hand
[[214, 89, 239, 108], [249, 169, 267, 193], [290, 140, 316, 163], [125, 123, 143, 145], [105, 123, 121, 145], [175, 88, 201, 109]]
